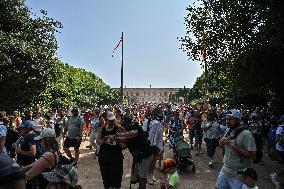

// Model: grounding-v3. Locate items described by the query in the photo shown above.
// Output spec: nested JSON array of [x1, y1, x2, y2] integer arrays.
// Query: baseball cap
[[237, 168, 257, 180], [226, 109, 241, 119], [0, 125, 7, 138], [34, 128, 56, 140], [107, 112, 115, 121], [18, 120, 35, 129], [0, 157, 25, 184], [42, 165, 78, 188]]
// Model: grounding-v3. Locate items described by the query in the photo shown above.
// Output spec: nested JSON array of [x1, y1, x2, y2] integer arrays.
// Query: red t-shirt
[[187, 116, 196, 130]]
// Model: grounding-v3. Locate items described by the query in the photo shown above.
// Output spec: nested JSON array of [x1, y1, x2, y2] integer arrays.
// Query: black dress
[[98, 126, 123, 189]]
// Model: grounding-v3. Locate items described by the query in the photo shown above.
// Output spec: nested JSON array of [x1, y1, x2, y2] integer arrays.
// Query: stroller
[[173, 138, 196, 173]]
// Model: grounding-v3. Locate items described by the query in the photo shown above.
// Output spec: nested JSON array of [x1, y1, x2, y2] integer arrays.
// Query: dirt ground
[[73, 132, 281, 189]]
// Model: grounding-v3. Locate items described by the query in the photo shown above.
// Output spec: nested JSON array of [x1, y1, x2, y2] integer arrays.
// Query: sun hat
[[226, 109, 241, 119], [107, 112, 115, 121], [34, 128, 56, 140], [42, 165, 78, 188]]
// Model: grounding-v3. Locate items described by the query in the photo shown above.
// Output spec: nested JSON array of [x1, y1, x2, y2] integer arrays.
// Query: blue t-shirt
[[67, 116, 85, 139], [17, 132, 37, 166]]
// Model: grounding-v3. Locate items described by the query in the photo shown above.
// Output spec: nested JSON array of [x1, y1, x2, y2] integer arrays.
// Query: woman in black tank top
[[97, 112, 123, 189]]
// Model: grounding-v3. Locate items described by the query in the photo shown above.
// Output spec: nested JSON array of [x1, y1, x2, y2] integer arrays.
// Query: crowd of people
[[0, 102, 284, 189]]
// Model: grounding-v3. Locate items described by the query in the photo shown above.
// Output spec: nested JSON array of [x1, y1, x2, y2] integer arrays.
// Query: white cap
[[107, 112, 115, 121], [34, 128, 56, 140], [226, 109, 241, 119]]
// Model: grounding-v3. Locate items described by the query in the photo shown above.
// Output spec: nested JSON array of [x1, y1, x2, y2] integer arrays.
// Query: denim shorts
[[216, 170, 243, 189]]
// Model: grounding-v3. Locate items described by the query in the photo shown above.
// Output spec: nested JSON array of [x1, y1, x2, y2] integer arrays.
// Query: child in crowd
[[161, 159, 180, 189], [237, 168, 258, 189]]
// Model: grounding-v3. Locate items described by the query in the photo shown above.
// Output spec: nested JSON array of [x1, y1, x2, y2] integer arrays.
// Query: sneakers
[[209, 160, 214, 167], [147, 176, 154, 185]]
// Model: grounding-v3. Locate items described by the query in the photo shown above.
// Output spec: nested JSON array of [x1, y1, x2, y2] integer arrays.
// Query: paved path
[[75, 134, 279, 189]]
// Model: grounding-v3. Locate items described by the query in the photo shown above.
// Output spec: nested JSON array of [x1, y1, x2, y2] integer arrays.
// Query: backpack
[[225, 127, 247, 140]]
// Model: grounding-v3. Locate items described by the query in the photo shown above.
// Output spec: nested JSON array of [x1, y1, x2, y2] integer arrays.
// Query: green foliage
[[0, 0, 62, 112], [0, 0, 119, 113], [181, 0, 284, 113], [39, 61, 120, 111]]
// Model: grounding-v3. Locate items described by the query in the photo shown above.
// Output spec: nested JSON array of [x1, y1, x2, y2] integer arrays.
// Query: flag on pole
[[112, 36, 123, 57]]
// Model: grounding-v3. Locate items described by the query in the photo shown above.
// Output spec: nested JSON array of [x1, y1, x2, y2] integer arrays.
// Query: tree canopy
[[0, 0, 119, 113], [181, 0, 284, 113]]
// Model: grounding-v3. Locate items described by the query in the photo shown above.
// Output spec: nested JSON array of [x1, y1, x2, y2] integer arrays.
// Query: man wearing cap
[[63, 108, 85, 167], [16, 120, 37, 166], [216, 109, 257, 189]]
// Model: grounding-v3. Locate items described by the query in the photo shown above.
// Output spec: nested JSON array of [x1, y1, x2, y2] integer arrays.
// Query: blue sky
[[26, 0, 203, 88]]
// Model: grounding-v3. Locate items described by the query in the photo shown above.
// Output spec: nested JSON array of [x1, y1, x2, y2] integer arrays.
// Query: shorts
[[204, 138, 218, 157], [188, 129, 195, 143], [216, 170, 243, 189], [131, 155, 152, 182], [195, 133, 203, 145], [150, 146, 160, 156], [63, 137, 82, 149]]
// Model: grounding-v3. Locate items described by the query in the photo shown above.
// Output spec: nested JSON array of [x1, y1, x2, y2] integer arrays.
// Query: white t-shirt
[[276, 125, 284, 152], [242, 184, 258, 189]]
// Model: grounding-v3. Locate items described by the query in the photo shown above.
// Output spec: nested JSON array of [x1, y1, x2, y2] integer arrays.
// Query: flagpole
[[120, 32, 124, 105], [202, 47, 209, 109]]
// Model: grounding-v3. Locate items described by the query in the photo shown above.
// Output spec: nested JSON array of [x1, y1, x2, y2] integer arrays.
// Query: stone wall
[[116, 88, 178, 103]]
